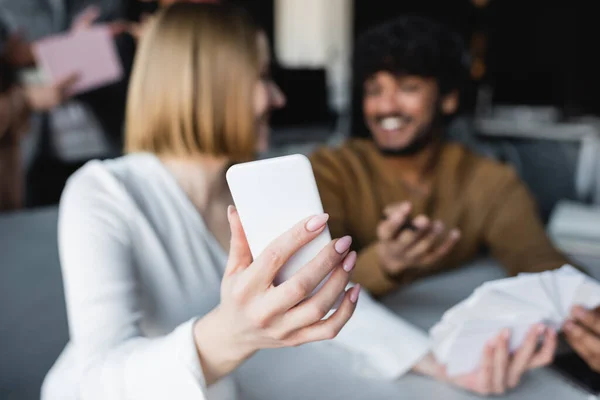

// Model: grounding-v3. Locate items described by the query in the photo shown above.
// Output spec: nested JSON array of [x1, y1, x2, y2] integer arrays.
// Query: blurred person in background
[[0, 26, 77, 211], [40, 4, 361, 399], [564, 305, 600, 373], [310, 15, 563, 394], [0, 0, 135, 208], [312, 15, 572, 300]]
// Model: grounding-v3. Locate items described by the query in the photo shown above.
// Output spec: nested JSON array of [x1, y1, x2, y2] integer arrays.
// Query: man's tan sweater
[[311, 139, 569, 296]]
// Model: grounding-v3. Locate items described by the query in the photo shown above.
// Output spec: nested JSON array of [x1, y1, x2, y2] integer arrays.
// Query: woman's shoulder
[[66, 152, 155, 192], [60, 153, 156, 217]]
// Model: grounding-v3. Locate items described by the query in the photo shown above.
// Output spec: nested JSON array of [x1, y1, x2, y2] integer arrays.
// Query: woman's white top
[[41, 153, 430, 400]]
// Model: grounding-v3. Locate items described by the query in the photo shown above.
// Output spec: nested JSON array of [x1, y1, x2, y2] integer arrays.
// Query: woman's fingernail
[[227, 205, 235, 222], [350, 284, 361, 303], [502, 328, 511, 340], [335, 236, 353, 254], [306, 213, 329, 232], [343, 251, 357, 272]]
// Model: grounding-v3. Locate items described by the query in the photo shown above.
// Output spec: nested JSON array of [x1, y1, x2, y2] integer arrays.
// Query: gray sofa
[[0, 208, 68, 400]]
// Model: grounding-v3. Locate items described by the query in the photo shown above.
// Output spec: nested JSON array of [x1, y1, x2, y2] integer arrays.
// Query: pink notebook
[[33, 26, 123, 95]]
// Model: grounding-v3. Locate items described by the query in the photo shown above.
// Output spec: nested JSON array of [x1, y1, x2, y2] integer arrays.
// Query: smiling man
[[310, 15, 570, 296]]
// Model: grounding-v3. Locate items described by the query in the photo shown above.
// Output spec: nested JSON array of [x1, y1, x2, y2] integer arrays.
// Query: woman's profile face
[[254, 32, 286, 153]]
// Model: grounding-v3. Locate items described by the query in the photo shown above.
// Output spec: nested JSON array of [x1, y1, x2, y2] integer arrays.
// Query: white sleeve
[[330, 286, 431, 379], [58, 164, 208, 400]]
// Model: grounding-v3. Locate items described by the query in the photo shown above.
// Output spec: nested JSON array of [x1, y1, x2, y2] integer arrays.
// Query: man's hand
[[376, 202, 460, 279], [564, 305, 600, 373]]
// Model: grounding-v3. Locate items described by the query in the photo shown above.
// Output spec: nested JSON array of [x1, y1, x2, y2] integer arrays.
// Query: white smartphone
[[226, 154, 331, 286]]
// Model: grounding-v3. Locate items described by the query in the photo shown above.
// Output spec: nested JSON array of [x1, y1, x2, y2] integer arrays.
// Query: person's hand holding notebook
[[430, 265, 600, 376], [33, 26, 123, 96]]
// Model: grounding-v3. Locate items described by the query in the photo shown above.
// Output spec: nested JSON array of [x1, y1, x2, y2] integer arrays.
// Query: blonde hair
[[125, 3, 260, 161]]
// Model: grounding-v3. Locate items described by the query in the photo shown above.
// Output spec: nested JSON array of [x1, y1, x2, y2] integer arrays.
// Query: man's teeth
[[380, 117, 405, 131]]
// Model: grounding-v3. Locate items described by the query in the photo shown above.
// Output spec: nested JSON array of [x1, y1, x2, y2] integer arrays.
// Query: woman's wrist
[[192, 306, 256, 385], [412, 353, 441, 378]]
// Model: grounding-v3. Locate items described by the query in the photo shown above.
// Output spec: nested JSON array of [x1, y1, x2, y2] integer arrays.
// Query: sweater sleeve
[[58, 164, 208, 400], [482, 167, 570, 276]]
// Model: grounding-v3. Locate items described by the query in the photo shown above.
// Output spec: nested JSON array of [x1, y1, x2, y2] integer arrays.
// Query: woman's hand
[[194, 206, 360, 384], [414, 324, 557, 395]]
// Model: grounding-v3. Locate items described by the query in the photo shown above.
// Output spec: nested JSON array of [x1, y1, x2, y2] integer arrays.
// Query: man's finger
[[383, 201, 411, 219], [420, 229, 460, 266], [564, 320, 600, 364], [377, 204, 412, 241], [403, 220, 443, 260], [571, 306, 600, 335], [388, 214, 431, 255]]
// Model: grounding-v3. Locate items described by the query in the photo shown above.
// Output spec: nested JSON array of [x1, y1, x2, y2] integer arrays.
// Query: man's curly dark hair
[[354, 16, 470, 95]]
